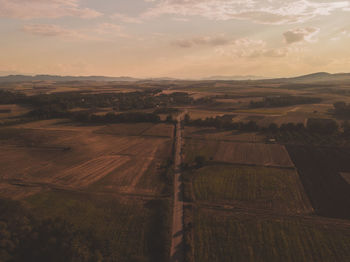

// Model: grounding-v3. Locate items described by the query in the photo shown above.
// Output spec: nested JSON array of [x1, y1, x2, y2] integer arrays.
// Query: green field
[[26, 191, 170, 262], [194, 209, 350, 262], [192, 165, 310, 213]]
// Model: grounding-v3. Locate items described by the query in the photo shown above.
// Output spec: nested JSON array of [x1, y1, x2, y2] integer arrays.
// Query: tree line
[[250, 96, 322, 108], [183, 114, 340, 135], [0, 89, 200, 124], [0, 89, 196, 112]]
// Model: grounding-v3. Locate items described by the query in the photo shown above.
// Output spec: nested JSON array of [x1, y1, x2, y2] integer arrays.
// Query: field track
[[170, 114, 185, 262]]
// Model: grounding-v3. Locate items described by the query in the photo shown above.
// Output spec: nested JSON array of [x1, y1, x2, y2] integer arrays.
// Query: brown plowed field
[[287, 145, 350, 219]]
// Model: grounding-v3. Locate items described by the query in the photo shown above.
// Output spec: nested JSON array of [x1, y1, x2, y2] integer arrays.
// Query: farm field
[[286, 145, 350, 219], [192, 165, 312, 213], [0, 120, 173, 198], [96, 123, 174, 138], [181, 124, 350, 262], [193, 208, 350, 262], [2, 78, 350, 261], [184, 126, 265, 142], [184, 139, 294, 167]]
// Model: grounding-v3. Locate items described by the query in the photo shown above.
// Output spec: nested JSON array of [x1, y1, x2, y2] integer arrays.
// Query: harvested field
[[0, 182, 42, 199], [53, 155, 131, 187], [193, 208, 350, 262], [0, 122, 172, 197], [287, 145, 350, 219], [142, 123, 174, 137], [184, 127, 264, 142], [92, 149, 167, 194], [192, 165, 311, 213], [96, 123, 174, 138], [95, 123, 154, 136], [184, 139, 294, 167]]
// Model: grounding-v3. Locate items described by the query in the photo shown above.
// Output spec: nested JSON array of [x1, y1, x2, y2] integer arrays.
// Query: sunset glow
[[1, 0, 350, 78]]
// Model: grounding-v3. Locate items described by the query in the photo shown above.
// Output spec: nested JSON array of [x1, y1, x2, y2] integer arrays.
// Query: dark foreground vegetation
[[0, 193, 171, 262], [0, 198, 102, 262]]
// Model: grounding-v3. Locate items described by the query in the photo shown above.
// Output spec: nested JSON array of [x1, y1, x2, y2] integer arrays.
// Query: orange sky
[[0, 0, 350, 78]]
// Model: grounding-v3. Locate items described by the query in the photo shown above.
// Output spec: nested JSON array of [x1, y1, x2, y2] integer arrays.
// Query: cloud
[[172, 17, 189, 22], [22, 24, 79, 37], [172, 36, 232, 48], [111, 13, 143, 24], [94, 23, 130, 38], [144, 0, 350, 24], [95, 23, 122, 34], [173, 36, 290, 58], [21, 23, 129, 40], [0, 0, 101, 19], [330, 28, 350, 41], [21, 24, 104, 41], [215, 38, 289, 58], [283, 27, 320, 44]]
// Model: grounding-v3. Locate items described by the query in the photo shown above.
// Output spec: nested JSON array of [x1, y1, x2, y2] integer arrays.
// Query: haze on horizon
[[0, 0, 350, 78]]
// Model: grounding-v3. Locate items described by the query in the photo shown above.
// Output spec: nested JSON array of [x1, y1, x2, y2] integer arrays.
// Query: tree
[[166, 115, 173, 123], [307, 118, 339, 135], [334, 101, 346, 111], [343, 121, 350, 136], [184, 114, 190, 124], [194, 156, 206, 168], [267, 123, 278, 133]]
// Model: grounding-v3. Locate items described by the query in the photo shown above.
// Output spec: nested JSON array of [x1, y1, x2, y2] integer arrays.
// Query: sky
[[0, 0, 350, 78]]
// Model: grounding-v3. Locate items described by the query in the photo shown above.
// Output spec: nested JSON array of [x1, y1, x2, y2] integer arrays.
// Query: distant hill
[[203, 75, 267, 81], [1, 72, 350, 83], [0, 75, 140, 83], [270, 72, 350, 83]]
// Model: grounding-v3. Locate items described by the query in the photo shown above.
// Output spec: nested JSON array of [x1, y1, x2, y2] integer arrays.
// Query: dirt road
[[170, 114, 185, 262]]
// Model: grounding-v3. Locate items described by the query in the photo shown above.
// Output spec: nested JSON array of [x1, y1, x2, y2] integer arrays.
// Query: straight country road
[[170, 113, 185, 262]]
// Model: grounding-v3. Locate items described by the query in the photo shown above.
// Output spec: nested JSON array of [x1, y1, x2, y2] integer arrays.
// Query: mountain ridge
[[1, 72, 350, 83]]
